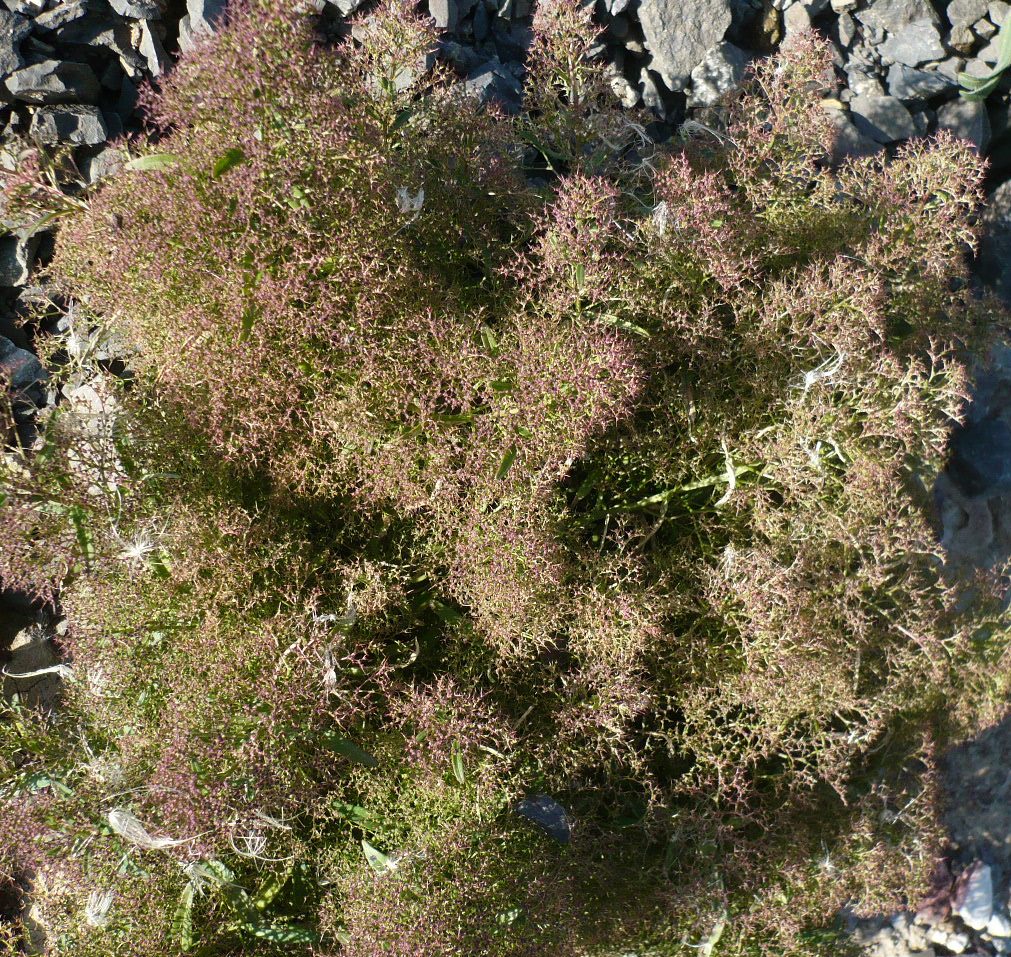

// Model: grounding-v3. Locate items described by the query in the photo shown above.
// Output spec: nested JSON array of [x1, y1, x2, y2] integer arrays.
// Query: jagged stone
[[4, 59, 101, 105], [937, 97, 991, 152], [878, 19, 945, 66], [848, 94, 917, 143], [886, 63, 955, 100], [29, 104, 108, 146], [638, 0, 733, 91], [687, 41, 747, 107], [0, 8, 29, 75]]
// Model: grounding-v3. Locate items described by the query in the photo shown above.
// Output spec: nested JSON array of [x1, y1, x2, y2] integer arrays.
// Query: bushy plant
[[3, 1, 1011, 954]]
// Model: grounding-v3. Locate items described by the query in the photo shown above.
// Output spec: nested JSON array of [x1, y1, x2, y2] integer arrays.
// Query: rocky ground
[[3, 1, 1011, 954]]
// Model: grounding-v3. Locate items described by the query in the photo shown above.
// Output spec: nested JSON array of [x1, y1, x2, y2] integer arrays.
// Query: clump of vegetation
[[2, 1, 1010, 954]]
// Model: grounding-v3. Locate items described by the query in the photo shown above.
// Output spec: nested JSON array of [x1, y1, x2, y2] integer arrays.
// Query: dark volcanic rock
[[4, 59, 101, 104], [948, 417, 1011, 497], [29, 104, 108, 145], [0, 8, 29, 75]]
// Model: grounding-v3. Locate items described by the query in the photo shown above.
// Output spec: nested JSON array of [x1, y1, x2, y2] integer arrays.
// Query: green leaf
[[212, 147, 246, 178], [959, 16, 1011, 100], [68, 506, 95, 562], [238, 305, 259, 343], [126, 152, 180, 171], [362, 839, 394, 874], [239, 921, 319, 945], [496, 445, 517, 481], [253, 863, 292, 912], [175, 882, 195, 952], [450, 742, 465, 785], [573, 262, 586, 287], [479, 324, 500, 356], [321, 733, 379, 768]]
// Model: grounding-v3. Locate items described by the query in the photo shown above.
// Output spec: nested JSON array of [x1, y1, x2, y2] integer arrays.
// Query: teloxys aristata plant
[[2, 1, 1010, 954]]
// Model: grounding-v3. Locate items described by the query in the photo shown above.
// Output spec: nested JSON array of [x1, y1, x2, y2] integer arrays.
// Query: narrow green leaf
[[69, 506, 95, 562], [212, 147, 246, 179], [240, 921, 319, 944], [174, 882, 195, 952], [321, 733, 379, 768], [362, 839, 394, 874], [496, 445, 517, 481], [253, 863, 292, 912], [126, 152, 180, 171], [450, 742, 465, 785], [238, 305, 258, 343]]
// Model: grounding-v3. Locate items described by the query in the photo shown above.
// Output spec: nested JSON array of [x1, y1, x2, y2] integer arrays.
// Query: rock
[[461, 59, 522, 112], [950, 418, 1011, 496], [2, 619, 62, 709], [33, 0, 88, 33], [29, 105, 108, 146], [179, 0, 226, 49], [849, 94, 917, 143], [0, 233, 41, 287], [429, 0, 457, 29], [135, 19, 168, 75], [607, 65, 639, 108], [878, 19, 946, 66], [4, 59, 101, 105], [515, 794, 571, 843], [0, 335, 46, 393], [0, 9, 29, 75], [855, 0, 939, 31], [1, 0, 43, 14], [78, 144, 124, 184], [886, 63, 955, 99], [829, 109, 885, 161], [950, 22, 978, 52], [782, 2, 811, 39], [831, 0, 857, 10], [952, 861, 993, 930], [937, 97, 991, 152], [993, 0, 1011, 26], [327, 0, 366, 13], [979, 33, 1007, 61], [108, 0, 163, 16], [949, 0, 991, 25], [687, 41, 747, 107], [638, 0, 733, 91], [975, 16, 999, 38], [979, 179, 1011, 305], [846, 67, 886, 97], [989, 912, 1011, 937]]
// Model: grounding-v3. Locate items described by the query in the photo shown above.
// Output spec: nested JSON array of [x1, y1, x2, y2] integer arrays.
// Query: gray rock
[[429, 0, 457, 29], [992, 0, 1011, 25], [2, 620, 62, 709], [975, 16, 999, 38], [515, 795, 571, 843], [0, 9, 29, 75], [978, 180, 1011, 304], [937, 97, 991, 151], [950, 419, 1011, 495], [640, 67, 665, 114], [0, 335, 45, 392], [878, 19, 946, 65], [78, 145, 124, 185], [1, 0, 43, 13], [462, 59, 522, 112], [886, 63, 955, 99], [0, 233, 40, 287], [949, 22, 977, 51], [108, 0, 163, 16], [29, 105, 108, 146], [837, 11, 856, 46], [783, 2, 811, 38], [4, 59, 100, 105], [178, 0, 226, 49], [948, 0, 990, 25], [828, 109, 885, 161], [978, 32, 1006, 61], [848, 94, 917, 142], [687, 41, 747, 106], [846, 66, 886, 96], [639, 0, 733, 92], [33, 0, 88, 34], [855, 0, 939, 31], [952, 861, 993, 930], [135, 19, 168, 75]]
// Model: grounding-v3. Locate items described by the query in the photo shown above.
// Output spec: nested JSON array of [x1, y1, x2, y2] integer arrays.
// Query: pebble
[[953, 861, 994, 932]]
